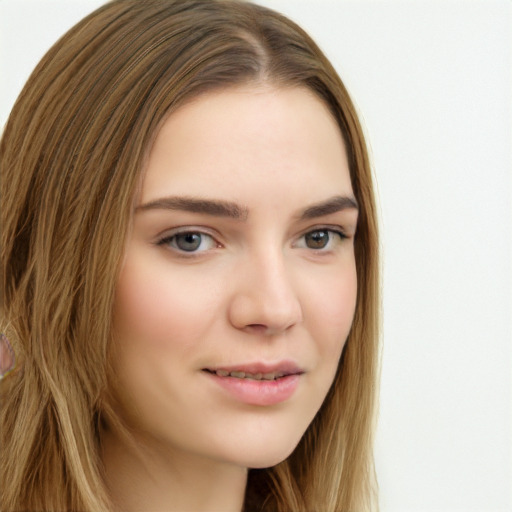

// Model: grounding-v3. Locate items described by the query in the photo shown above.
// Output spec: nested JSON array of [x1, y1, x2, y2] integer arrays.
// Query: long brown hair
[[0, 1, 380, 510]]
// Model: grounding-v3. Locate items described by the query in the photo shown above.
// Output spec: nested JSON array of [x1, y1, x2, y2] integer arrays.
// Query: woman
[[0, 1, 380, 511]]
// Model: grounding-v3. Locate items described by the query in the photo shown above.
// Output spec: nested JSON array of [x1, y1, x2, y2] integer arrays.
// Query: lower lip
[[205, 372, 301, 406]]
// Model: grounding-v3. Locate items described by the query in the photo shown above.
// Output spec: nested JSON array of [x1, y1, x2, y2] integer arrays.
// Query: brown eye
[[304, 230, 330, 249]]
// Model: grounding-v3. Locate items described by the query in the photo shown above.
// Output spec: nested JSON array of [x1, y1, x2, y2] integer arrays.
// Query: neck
[[101, 426, 248, 512]]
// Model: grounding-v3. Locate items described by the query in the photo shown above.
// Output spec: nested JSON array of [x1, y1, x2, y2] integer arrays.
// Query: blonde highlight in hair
[[1, 1, 380, 510]]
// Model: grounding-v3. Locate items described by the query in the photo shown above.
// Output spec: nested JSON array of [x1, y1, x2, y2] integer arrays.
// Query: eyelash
[[156, 227, 348, 255], [156, 228, 219, 255], [294, 228, 347, 251]]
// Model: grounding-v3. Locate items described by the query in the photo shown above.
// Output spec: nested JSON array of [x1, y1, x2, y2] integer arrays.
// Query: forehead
[[141, 85, 352, 207]]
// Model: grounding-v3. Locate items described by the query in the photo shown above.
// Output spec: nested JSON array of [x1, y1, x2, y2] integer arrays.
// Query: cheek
[[113, 254, 218, 352], [330, 271, 357, 342], [109, 253, 220, 427], [304, 261, 358, 356]]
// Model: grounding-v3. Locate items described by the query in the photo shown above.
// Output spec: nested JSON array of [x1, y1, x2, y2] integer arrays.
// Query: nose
[[228, 250, 303, 336]]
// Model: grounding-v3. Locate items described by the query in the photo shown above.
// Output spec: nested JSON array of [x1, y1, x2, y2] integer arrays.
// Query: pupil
[[176, 233, 201, 251], [306, 230, 329, 249]]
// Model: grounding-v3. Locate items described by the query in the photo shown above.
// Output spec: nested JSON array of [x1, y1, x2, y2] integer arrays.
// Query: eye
[[305, 230, 330, 249], [296, 228, 346, 250], [157, 231, 218, 253]]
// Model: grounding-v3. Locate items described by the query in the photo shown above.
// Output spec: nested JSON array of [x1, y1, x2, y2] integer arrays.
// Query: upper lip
[[203, 361, 304, 376]]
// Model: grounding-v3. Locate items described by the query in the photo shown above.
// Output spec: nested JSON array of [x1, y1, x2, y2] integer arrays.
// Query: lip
[[205, 361, 303, 376], [202, 361, 304, 406]]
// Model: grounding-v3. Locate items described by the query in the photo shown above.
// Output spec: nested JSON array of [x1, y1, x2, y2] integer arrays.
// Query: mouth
[[203, 368, 299, 381], [202, 361, 304, 380], [202, 362, 304, 406]]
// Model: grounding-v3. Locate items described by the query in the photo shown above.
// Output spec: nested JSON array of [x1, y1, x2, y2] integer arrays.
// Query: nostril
[[246, 324, 268, 334]]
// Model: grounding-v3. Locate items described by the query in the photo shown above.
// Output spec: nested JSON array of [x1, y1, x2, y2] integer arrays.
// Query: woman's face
[[111, 85, 358, 469]]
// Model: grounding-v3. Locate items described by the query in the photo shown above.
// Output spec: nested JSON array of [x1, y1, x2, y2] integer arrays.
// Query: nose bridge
[[229, 244, 303, 334]]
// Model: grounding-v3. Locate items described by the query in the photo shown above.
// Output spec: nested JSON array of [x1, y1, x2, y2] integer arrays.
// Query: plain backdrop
[[1, 1, 511, 511]]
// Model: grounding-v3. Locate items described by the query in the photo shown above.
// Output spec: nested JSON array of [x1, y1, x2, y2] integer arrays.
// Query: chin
[[247, 451, 296, 469], [227, 431, 304, 470]]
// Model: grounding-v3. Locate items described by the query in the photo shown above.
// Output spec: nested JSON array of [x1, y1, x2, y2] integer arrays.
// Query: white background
[[1, 1, 511, 511]]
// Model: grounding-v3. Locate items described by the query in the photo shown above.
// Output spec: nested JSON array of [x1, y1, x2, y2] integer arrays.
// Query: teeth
[[214, 370, 287, 380]]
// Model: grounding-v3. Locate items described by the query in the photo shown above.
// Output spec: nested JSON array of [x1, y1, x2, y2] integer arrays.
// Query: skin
[[102, 85, 358, 512]]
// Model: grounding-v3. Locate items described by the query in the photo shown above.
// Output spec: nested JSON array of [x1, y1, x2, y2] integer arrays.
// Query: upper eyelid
[[297, 224, 348, 237], [297, 226, 347, 240], [156, 225, 221, 241]]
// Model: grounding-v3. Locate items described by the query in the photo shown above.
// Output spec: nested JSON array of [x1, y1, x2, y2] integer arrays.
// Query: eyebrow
[[136, 196, 249, 220], [136, 194, 358, 221], [298, 195, 359, 220]]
